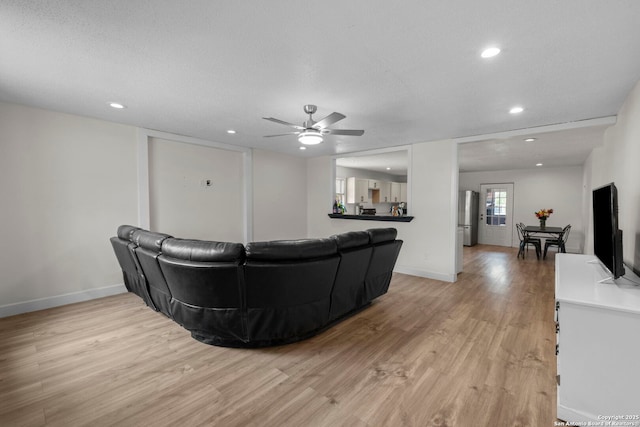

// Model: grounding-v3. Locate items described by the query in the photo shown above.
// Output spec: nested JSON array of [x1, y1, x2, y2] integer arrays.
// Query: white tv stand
[[555, 254, 640, 422]]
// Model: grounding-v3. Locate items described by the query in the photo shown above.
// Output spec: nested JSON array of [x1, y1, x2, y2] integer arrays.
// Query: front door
[[478, 183, 514, 247]]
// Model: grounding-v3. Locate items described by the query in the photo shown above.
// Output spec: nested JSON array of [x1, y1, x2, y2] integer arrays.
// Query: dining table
[[524, 225, 566, 259], [523, 225, 565, 238]]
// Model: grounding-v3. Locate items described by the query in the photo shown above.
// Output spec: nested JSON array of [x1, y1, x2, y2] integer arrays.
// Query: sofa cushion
[[246, 238, 337, 261], [161, 238, 245, 262], [367, 228, 398, 244], [117, 224, 142, 241], [133, 230, 172, 251], [330, 231, 370, 250]]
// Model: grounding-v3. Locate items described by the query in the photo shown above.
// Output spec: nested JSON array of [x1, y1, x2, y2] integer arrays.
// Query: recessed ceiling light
[[525, 138, 536, 142], [109, 102, 125, 109], [299, 146, 307, 150], [386, 167, 391, 170], [509, 106, 524, 114], [226, 130, 236, 134], [536, 163, 543, 167], [481, 47, 501, 58]]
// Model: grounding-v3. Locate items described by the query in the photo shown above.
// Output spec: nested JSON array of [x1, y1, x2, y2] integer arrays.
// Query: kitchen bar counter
[[328, 214, 414, 222]]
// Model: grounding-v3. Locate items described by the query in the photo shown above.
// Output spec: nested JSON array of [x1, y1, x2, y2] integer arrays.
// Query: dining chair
[[516, 222, 541, 259], [544, 224, 571, 259]]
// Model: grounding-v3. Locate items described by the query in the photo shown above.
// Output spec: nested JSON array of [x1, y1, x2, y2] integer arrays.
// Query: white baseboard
[[0, 283, 128, 319], [564, 245, 582, 254], [394, 265, 456, 282], [557, 404, 597, 423]]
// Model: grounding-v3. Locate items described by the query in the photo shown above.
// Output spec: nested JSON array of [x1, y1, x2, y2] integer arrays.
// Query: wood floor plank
[[0, 245, 557, 426]]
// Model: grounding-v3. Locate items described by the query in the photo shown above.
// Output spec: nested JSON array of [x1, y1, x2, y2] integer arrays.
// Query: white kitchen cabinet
[[390, 182, 402, 203], [368, 179, 381, 189], [555, 254, 640, 423], [378, 181, 391, 203], [346, 177, 370, 204]]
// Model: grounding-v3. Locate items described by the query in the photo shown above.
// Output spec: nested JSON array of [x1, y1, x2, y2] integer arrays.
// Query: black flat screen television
[[592, 182, 625, 279]]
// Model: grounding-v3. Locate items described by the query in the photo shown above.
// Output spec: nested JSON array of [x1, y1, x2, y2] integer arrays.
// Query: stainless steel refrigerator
[[458, 191, 479, 246]]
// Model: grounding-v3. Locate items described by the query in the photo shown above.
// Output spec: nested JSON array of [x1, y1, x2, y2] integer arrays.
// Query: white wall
[[252, 149, 307, 241], [307, 139, 459, 282], [0, 102, 313, 317], [459, 166, 585, 253], [148, 137, 245, 242], [583, 79, 640, 273], [0, 102, 138, 316]]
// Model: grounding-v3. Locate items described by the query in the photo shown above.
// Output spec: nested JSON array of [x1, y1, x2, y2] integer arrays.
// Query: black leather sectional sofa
[[110, 225, 403, 347]]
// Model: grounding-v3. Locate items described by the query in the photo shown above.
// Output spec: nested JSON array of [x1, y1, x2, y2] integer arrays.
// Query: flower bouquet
[[535, 208, 553, 228]]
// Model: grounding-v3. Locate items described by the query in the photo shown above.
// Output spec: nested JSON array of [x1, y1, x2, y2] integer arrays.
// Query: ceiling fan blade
[[312, 112, 346, 129], [263, 132, 300, 138], [262, 117, 305, 130], [326, 129, 365, 136]]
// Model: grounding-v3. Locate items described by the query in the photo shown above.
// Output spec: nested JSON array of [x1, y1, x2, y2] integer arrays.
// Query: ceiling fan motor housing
[[303, 104, 317, 127], [303, 104, 317, 115]]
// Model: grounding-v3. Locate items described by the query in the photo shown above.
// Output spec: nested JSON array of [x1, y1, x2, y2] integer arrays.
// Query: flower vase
[[539, 218, 546, 229]]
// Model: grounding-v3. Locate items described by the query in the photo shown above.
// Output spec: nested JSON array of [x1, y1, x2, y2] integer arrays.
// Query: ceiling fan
[[263, 105, 364, 145]]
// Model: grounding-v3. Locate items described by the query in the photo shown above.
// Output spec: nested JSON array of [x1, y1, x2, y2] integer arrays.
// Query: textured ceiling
[[2, 1, 640, 169], [458, 123, 610, 172]]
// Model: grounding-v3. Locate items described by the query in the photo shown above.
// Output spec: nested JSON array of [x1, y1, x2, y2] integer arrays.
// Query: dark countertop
[[328, 213, 414, 222]]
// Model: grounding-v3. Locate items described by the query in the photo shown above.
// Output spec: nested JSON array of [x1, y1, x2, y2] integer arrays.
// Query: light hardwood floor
[[0, 245, 557, 426]]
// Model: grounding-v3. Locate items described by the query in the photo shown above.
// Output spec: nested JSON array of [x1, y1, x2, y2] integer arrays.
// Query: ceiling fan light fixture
[[298, 130, 323, 145]]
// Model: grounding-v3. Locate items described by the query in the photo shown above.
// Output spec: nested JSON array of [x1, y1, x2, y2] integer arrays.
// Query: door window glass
[[485, 188, 507, 226]]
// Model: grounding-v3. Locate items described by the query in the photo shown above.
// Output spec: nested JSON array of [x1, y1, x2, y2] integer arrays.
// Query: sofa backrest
[[329, 231, 373, 321], [109, 225, 157, 307], [368, 227, 398, 245], [158, 238, 245, 308], [132, 230, 173, 316], [243, 238, 340, 341], [110, 225, 141, 282], [244, 238, 339, 307], [365, 228, 403, 300]]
